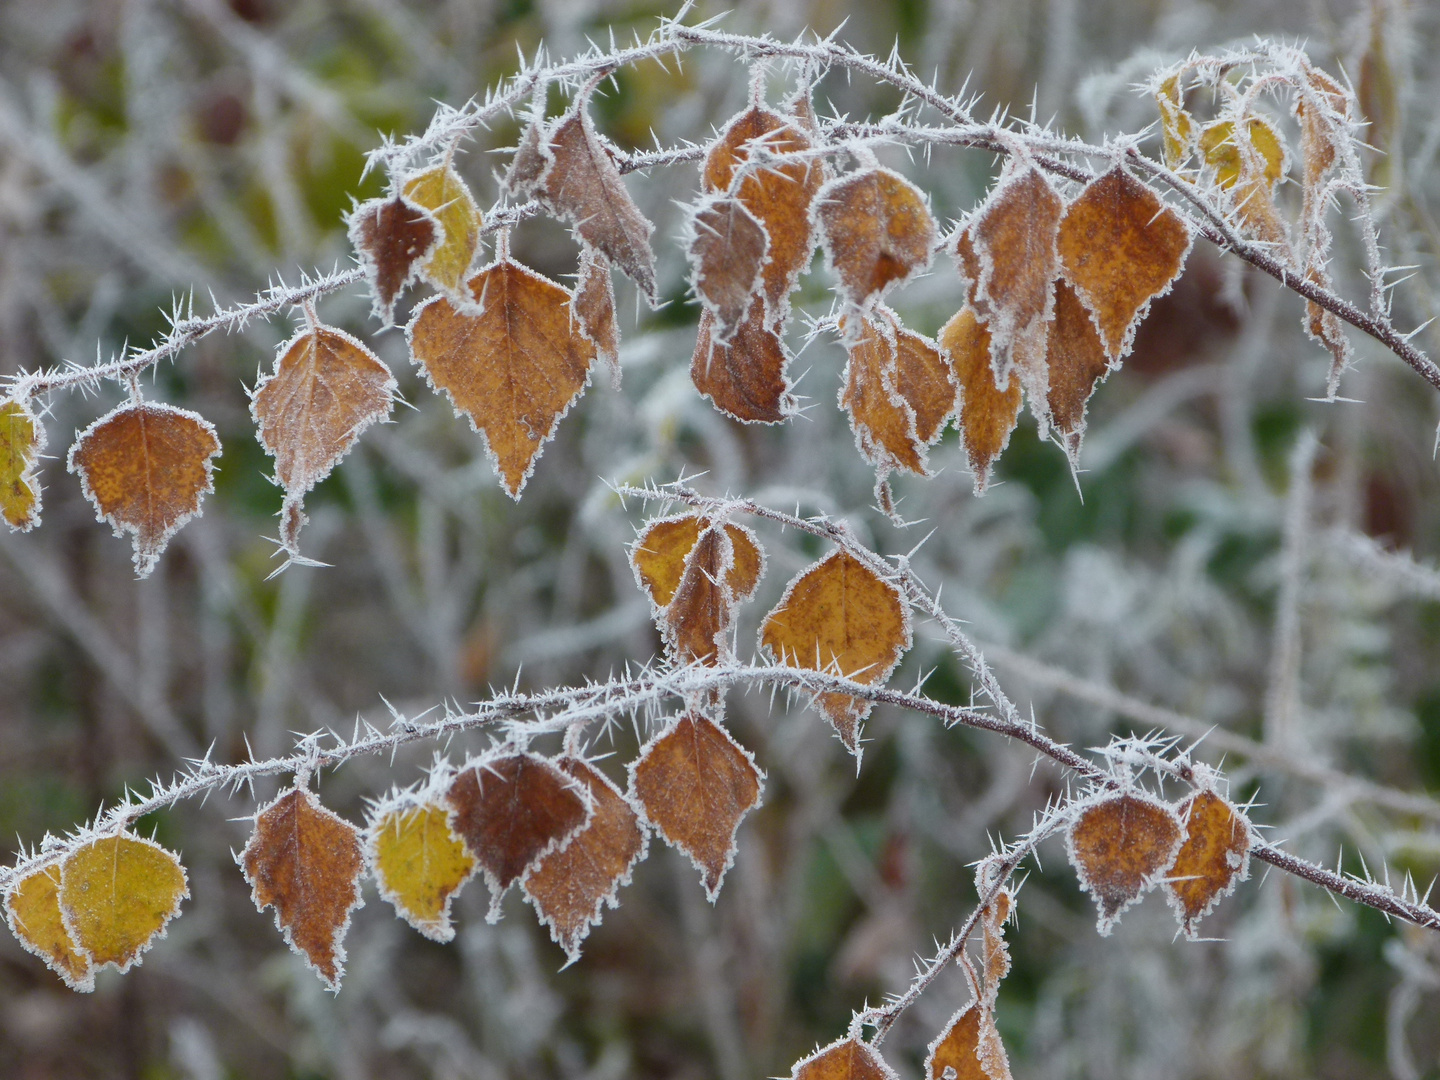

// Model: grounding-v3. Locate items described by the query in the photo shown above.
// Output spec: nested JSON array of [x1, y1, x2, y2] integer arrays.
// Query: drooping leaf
[[506, 107, 551, 199], [1155, 72, 1196, 169], [445, 753, 591, 920], [575, 246, 621, 385], [815, 166, 936, 310], [941, 306, 1021, 493], [1164, 789, 1251, 938], [346, 194, 440, 325], [629, 712, 762, 900], [0, 398, 44, 532], [251, 323, 395, 552], [6, 865, 94, 991], [537, 97, 658, 303], [703, 104, 824, 326], [1066, 790, 1183, 935], [241, 786, 365, 989], [366, 794, 477, 943], [58, 834, 187, 977], [408, 257, 596, 498], [925, 1002, 1012, 1080], [1045, 278, 1113, 459], [687, 193, 770, 344], [403, 163, 484, 291], [630, 514, 764, 613], [523, 756, 648, 961], [664, 522, 764, 664], [691, 306, 797, 424], [760, 548, 912, 754], [979, 886, 1013, 1004], [791, 1036, 900, 1080], [1056, 168, 1192, 364], [68, 401, 222, 577], [1200, 116, 1286, 190]]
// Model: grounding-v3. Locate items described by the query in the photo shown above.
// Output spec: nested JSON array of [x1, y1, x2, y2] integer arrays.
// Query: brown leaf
[[703, 105, 824, 326], [347, 194, 440, 325], [538, 99, 658, 304], [962, 165, 1065, 407], [252, 323, 395, 551], [1057, 168, 1192, 364], [816, 167, 936, 309], [941, 307, 1021, 493], [1066, 790, 1183, 934], [506, 108, 551, 199], [629, 712, 762, 900], [575, 246, 621, 386], [665, 522, 764, 664], [445, 753, 591, 919], [980, 887, 1013, 1004], [523, 756, 648, 961], [402, 164, 484, 292], [630, 513, 763, 610], [760, 548, 911, 754], [688, 193, 770, 344], [1296, 68, 1348, 194], [241, 786, 365, 989], [1045, 278, 1112, 458], [925, 1003, 1012, 1080], [1164, 790, 1251, 939], [68, 401, 221, 577], [0, 398, 44, 532], [792, 1036, 899, 1080], [408, 256, 596, 498], [691, 306, 797, 424]]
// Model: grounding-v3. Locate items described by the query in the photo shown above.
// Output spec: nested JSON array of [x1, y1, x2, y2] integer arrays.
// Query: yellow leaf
[[367, 799, 477, 943], [58, 834, 188, 974], [403, 164, 483, 292], [5, 864, 94, 991], [1200, 116, 1286, 190], [0, 398, 44, 532]]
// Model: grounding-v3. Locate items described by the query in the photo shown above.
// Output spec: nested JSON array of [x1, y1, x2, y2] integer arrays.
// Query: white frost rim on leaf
[[1064, 785, 1184, 937]]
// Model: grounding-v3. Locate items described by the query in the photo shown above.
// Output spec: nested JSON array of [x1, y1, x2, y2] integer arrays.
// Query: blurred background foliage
[[1, 0, 1440, 1077]]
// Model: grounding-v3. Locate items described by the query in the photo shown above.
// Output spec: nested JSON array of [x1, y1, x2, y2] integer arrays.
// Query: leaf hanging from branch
[[815, 166, 937, 311], [792, 1036, 900, 1080], [1044, 279, 1113, 462], [1066, 789, 1183, 935], [346, 193, 440, 325], [1163, 789, 1251, 939], [402, 163, 484, 292], [575, 246, 621, 385], [941, 306, 1021, 493], [690, 306, 797, 423], [60, 835, 187, 980], [0, 398, 44, 532], [5, 865, 94, 991], [687, 193, 771, 344], [366, 790, 477, 944]]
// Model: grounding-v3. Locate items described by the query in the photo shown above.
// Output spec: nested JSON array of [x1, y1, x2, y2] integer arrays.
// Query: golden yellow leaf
[[760, 548, 911, 754], [403, 163, 484, 292], [5, 864, 94, 991], [1200, 116, 1286, 190], [941, 306, 1021, 493], [925, 1003, 1012, 1080], [0, 398, 44, 532], [58, 834, 187, 975], [1066, 790, 1183, 934], [792, 1036, 899, 1080], [1155, 73, 1196, 170], [367, 797, 477, 943], [1164, 789, 1251, 939]]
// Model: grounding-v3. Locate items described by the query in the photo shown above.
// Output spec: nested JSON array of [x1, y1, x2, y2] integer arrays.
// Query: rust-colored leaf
[[408, 256, 596, 498], [445, 753, 591, 919], [575, 246, 621, 386], [366, 791, 477, 943], [0, 398, 44, 532], [524, 756, 648, 961], [68, 401, 221, 577], [941, 307, 1021, 493], [703, 105, 824, 325], [1066, 790, 1183, 934], [962, 165, 1065, 403], [665, 522, 764, 664], [760, 548, 911, 754], [1045, 278, 1112, 458], [925, 1003, 1012, 1080], [252, 323, 395, 552], [506, 108, 551, 199], [792, 1036, 899, 1080], [691, 306, 796, 424], [816, 166, 936, 309], [980, 887, 1013, 1004], [1164, 789, 1251, 939], [347, 194, 439, 325], [688, 193, 770, 344], [630, 513, 763, 611], [403, 163, 484, 292], [241, 786, 364, 990], [1057, 168, 1192, 364], [629, 712, 762, 900], [6, 865, 94, 991], [538, 99, 658, 303]]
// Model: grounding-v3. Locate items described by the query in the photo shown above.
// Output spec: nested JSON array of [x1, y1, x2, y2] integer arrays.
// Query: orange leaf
[[445, 753, 592, 920], [1045, 278, 1112, 459], [925, 1003, 1012, 1080], [1066, 790, 1183, 935], [941, 306, 1021, 493], [0, 398, 44, 532], [703, 104, 824, 326], [688, 193, 770, 344], [629, 712, 762, 900], [816, 166, 936, 309], [575, 246, 621, 386], [523, 756, 648, 961], [241, 786, 364, 990], [691, 306, 797, 424], [251, 323, 395, 552], [630, 513, 763, 612], [760, 549, 911, 755], [68, 401, 221, 577], [1057, 167, 1192, 363], [664, 521, 766, 665], [1164, 789, 1251, 939], [538, 97, 658, 304], [346, 194, 440, 325], [791, 1036, 899, 1080], [407, 256, 596, 498]]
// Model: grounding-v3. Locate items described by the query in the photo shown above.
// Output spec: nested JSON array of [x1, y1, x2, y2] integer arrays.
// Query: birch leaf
[[347, 194, 440, 325], [1164, 790, 1251, 938], [630, 712, 762, 900], [575, 246, 621, 385], [1067, 790, 1183, 935], [403, 164, 484, 291], [506, 109, 551, 198], [792, 1037, 900, 1080], [6, 865, 94, 991], [0, 398, 44, 532], [59, 834, 187, 976], [407, 257, 596, 498], [664, 522, 764, 664], [1045, 279, 1112, 458], [241, 786, 365, 990], [816, 166, 936, 309], [1155, 73, 1196, 169], [925, 1004, 1012, 1080], [366, 796, 477, 943], [691, 306, 797, 424], [68, 401, 221, 577], [941, 307, 1021, 493], [688, 193, 770, 344]]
